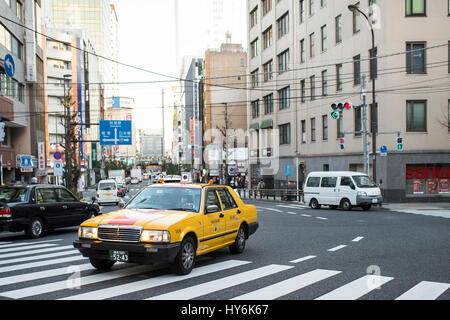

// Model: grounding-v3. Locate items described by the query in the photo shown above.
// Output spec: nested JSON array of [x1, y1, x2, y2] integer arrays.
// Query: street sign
[[4, 53, 15, 77], [20, 155, 33, 168], [54, 160, 63, 177], [181, 172, 191, 183], [99, 120, 132, 145], [286, 164, 291, 177], [54, 151, 62, 160], [380, 145, 387, 157]]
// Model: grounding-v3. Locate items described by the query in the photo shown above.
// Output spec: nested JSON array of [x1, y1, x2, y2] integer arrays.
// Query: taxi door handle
[[62, 205, 68, 209], [39, 207, 45, 211], [219, 213, 224, 218]]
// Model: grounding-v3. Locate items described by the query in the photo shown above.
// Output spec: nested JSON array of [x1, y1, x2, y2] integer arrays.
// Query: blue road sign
[[99, 120, 132, 145], [380, 145, 387, 153], [20, 155, 33, 167], [54, 151, 62, 160], [286, 164, 291, 177], [4, 53, 15, 77]]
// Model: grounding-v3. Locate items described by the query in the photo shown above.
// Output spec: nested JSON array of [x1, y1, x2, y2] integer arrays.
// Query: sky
[[112, 0, 247, 153]]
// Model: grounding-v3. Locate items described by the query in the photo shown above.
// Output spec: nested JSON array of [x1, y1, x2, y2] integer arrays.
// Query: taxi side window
[[206, 190, 221, 210], [340, 177, 354, 188], [56, 188, 77, 202], [320, 177, 337, 188], [217, 189, 237, 210], [36, 188, 58, 203]]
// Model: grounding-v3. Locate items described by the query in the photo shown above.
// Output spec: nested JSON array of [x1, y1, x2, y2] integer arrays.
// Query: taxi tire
[[26, 217, 44, 239], [229, 225, 246, 254], [310, 198, 321, 209], [89, 258, 116, 270], [171, 236, 196, 275]]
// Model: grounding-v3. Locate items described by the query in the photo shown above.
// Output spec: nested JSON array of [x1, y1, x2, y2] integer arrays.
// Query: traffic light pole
[[362, 74, 368, 175]]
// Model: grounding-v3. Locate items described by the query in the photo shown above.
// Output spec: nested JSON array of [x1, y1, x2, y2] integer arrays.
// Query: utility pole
[[162, 88, 165, 160], [362, 74, 368, 175]]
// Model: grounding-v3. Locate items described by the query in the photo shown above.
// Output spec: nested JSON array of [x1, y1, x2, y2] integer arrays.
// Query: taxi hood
[[84, 208, 196, 229]]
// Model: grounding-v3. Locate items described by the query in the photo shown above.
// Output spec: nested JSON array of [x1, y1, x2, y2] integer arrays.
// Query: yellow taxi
[[73, 182, 258, 275]]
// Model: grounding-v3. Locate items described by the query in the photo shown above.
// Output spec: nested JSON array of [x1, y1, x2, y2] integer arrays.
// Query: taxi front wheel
[[89, 258, 116, 270], [229, 225, 246, 254], [171, 236, 196, 275]]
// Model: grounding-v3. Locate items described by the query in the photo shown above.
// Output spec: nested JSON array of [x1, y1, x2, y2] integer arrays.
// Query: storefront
[[406, 164, 450, 196]]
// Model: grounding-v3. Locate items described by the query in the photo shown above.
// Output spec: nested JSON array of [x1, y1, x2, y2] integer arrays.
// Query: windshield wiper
[[167, 208, 195, 212]]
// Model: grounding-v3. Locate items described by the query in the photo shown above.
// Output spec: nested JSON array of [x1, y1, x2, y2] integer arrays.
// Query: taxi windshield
[[352, 175, 377, 188], [126, 187, 202, 212]]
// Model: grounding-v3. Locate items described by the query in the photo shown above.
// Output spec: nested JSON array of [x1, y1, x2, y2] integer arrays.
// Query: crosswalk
[[0, 240, 448, 300]]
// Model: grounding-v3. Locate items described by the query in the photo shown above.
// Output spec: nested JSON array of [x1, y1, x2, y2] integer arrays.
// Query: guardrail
[[235, 188, 304, 203]]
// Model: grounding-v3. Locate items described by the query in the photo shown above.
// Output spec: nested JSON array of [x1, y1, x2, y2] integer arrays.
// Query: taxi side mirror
[[118, 201, 126, 209], [206, 205, 219, 214]]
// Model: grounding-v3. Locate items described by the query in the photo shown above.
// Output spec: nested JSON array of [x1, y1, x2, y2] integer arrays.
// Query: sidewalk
[[382, 202, 450, 211]]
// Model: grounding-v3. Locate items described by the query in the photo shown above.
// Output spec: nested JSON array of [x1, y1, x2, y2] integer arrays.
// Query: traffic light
[[344, 102, 353, 111], [339, 137, 345, 150], [0, 122, 5, 143], [396, 137, 403, 151], [331, 102, 353, 119], [331, 111, 340, 119]]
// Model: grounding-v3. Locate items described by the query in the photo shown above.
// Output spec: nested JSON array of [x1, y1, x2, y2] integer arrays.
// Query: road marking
[[289, 255, 317, 264], [0, 264, 148, 299], [0, 239, 63, 249], [0, 255, 86, 274], [148, 264, 293, 300], [61, 260, 251, 300], [395, 281, 450, 300], [0, 242, 12, 245], [277, 205, 306, 210], [0, 249, 79, 266], [265, 208, 283, 213], [232, 269, 342, 300], [301, 214, 312, 217], [0, 245, 74, 259], [0, 261, 92, 286], [0, 243, 58, 254], [327, 245, 347, 252], [287, 211, 297, 215], [316, 217, 328, 220], [352, 236, 364, 242], [315, 275, 394, 300]]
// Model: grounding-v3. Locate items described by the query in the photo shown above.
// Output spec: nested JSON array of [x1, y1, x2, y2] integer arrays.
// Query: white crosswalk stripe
[[0, 239, 62, 249], [395, 281, 450, 300], [147, 264, 293, 300], [0, 255, 86, 274], [0, 245, 74, 259], [265, 208, 283, 213], [61, 260, 251, 300], [232, 269, 342, 300], [0, 243, 58, 254], [0, 249, 80, 266]]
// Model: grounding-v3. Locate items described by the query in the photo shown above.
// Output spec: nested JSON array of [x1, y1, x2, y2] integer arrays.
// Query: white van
[[303, 171, 382, 211], [97, 179, 119, 205]]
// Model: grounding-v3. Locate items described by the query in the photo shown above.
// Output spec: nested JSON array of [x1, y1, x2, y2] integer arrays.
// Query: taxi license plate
[[372, 199, 378, 203], [109, 250, 129, 262]]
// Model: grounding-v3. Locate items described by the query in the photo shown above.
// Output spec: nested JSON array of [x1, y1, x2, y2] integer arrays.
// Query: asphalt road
[[0, 182, 449, 301]]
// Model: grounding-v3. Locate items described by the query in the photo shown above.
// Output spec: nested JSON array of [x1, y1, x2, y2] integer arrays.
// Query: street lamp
[[348, 4, 377, 182]]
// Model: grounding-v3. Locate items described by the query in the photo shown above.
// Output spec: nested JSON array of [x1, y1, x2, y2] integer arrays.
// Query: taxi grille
[[98, 225, 142, 243]]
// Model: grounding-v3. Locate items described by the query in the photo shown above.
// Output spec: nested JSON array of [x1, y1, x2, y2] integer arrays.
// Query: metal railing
[[235, 188, 304, 203]]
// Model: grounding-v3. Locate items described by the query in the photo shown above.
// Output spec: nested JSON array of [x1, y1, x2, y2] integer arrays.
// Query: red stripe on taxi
[[107, 219, 137, 225]]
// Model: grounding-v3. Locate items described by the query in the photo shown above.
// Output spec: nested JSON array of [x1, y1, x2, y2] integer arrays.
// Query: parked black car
[[0, 185, 100, 239]]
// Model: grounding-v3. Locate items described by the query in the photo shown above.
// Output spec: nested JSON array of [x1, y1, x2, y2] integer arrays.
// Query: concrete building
[[0, 0, 45, 185], [138, 128, 163, 159], [246, 0, 450, 202], [203, 35, 248, 182]]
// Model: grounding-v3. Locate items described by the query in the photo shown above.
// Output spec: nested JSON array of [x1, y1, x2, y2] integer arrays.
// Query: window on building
[[355, 107, 362, 135], [300, 0, 306, 23], [250, 38, 259, 58], [279, 86, 290, 109], [321, 0, 326, 8], [406, 42, 426, 74], [353, 55, 361, 85], [322, 115, 328, 140], [279, 123, 291, 145], [264, 94, 274, 114], [310, 75, 315, 101], [352, 2, 360, 33], [263, 60, 273, 82], [406, 100, 427, 132], [321, 25, 327, 52], [278, 49, 289, 73], [309, 0, 314, 16], [369, 47, 378, 80], [301, 79, 306, 103], [301, 120, 306, 143], [309, 32, 315, 57], [250, 6, 258, 28], [322, 70, 327, 96], [448, 100, 450, 132], [336, 64, 343, 91], [262, 0, 272, 16], [335, 14, 342, 44], [300, 38, 305, 63], [251, 69, 259, 88], [0, 71, 25, 103], [263, 26, 273, 49], [311, 117, 316, 142], [251, 100, 260, 118], [277, 12, 289, 39], [369, 0, 377, 24], [406, 0, 426, 16], [370, 103, 378, 133]]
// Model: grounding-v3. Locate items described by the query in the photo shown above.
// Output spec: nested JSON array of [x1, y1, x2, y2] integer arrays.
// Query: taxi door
[[200, 188, 226, 251], [216, 188, 241, 243]]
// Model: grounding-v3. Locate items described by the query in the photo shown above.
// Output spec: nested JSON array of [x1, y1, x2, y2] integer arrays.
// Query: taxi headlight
[[141, 230, 171, 243], [78, 227, 98, 239]]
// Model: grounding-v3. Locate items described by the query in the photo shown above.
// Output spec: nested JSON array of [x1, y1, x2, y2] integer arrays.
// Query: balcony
[[0, 95, 14, 122]]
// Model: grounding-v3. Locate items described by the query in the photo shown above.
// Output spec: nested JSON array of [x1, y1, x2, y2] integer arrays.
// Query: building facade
[[246, 0, 450, 202], [138, 128, 163, 159]]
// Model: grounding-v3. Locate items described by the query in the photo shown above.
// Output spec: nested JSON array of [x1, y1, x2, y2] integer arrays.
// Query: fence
[[235, 188, 304, 203]]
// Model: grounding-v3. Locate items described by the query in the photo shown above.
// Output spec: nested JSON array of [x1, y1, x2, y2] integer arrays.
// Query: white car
[[130, 178, 139, 184], [97, 179, 119, 205], [303, 171, 382, 211]]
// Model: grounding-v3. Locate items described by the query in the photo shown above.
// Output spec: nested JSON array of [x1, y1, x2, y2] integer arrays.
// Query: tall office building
[[246, 0, 450, 202]]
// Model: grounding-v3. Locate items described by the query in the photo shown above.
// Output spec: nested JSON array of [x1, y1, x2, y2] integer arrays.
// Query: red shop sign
[[406, 166, 450, 179]]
